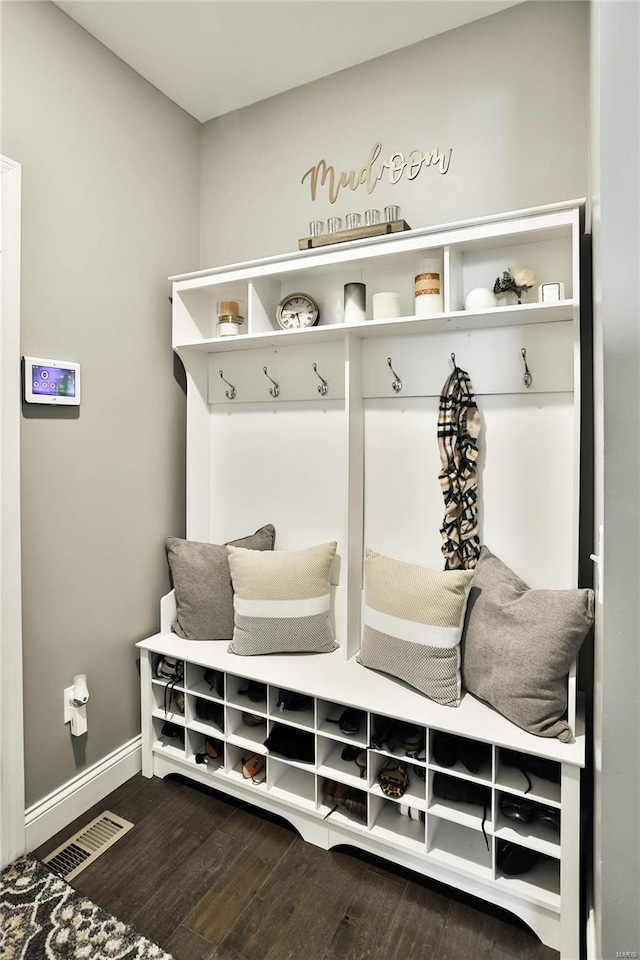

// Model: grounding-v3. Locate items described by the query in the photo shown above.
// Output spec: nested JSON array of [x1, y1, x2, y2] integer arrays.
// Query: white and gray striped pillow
[[227, 541, 339, 656], [357, 549, 474, 706]]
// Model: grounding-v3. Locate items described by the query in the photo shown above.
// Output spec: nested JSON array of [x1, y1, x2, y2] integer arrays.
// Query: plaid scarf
[[437, 366, 481, 570]]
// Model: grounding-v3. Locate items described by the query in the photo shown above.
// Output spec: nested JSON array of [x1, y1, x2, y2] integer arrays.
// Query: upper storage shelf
[[170, 200, 583, 353]]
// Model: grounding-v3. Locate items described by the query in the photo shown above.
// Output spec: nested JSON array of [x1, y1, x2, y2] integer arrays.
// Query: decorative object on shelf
[[437, 358, 482, 570], [312, 362, 329, 396], [298, 217, 410, 250], [309, 220, 325, 237], [327, 216, 343, 233], [461, 546, 595, 741], [165, 525, 275, 641], [216, 299, 246, 337], [344, 282, 366, 324], [384, 204, 401, 222], [345, 212, 362, 230], [219, 369, 236, 400], [538, 281, 565, 302], [386, 357, 402, 393], [357, 549, 474, 706], [372, 291, 402, 320], [415, 256, 443, 316], [227, 540, 338, 656], [364, 208, 381, 225], [493, 267, 537, 304], [464, 286, 498, 311], [521, 348, 533, 388], [263, 365, 280, 398], [275, 292, 320, 330]]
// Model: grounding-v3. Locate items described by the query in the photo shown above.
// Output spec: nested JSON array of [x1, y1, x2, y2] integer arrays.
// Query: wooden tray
[[298, 219, 411, 250]]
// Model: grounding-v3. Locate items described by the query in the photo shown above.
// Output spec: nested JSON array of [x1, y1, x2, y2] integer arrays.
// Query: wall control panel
[[23, 356, 81, 405]]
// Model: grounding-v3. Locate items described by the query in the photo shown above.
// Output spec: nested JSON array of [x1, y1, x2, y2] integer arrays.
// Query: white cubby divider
[[140, 200, 588, 960]]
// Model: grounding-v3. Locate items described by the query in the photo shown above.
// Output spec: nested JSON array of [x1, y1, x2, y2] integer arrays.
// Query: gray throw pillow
[[461, 546, 594, 742], [166, 525, 275, 640]]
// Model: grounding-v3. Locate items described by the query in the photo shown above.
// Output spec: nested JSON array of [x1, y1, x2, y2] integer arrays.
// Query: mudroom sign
[[301, 141, 453, 204]]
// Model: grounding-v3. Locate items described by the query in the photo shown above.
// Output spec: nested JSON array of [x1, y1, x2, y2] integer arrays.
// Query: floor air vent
[[43, 811, 134, 881]]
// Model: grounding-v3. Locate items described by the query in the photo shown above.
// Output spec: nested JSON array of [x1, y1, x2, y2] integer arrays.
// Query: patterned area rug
[[0, 854, 173, 959]]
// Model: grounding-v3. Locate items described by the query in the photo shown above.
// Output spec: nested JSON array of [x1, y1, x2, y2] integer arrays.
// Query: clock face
[[276, 293, 320, 330]]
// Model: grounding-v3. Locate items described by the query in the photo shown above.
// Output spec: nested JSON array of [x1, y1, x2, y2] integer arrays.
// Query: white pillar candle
[[415, 257, 443, 316], [372, 291, 402, 320]]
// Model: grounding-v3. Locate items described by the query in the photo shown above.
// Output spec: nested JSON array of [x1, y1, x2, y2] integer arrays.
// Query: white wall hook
[[64, 674, 89, 736]]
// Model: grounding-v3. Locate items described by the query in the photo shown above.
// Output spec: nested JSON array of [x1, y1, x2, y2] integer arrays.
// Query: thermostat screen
[[31, 365, 76, 398]]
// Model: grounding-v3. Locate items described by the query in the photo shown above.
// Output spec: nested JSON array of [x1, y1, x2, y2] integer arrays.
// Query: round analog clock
[[275, 292, 320, 330]]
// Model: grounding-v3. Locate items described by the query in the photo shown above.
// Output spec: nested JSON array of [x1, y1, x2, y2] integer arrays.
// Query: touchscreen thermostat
[[23, 356, 81, 405]]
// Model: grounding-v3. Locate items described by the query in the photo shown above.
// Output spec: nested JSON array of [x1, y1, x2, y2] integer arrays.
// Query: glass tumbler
[[327, 217, 343, 233]]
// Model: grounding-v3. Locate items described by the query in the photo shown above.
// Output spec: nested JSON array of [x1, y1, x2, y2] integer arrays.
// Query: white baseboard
[[25, 736, 142, 851], [586, 905, 598, 960]]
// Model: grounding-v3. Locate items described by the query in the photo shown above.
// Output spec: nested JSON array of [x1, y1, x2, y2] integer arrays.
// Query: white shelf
[[495, 763, 562, 807], [268, 766, 316, 810], [428, 818, 492, 881], [428, 799, 492, 833], [370, 781, 427, 812], [370, 802, 425, 852], [428, 758, 492, 784], [495, 816, 561, 859], [494, 858, 561, 912]]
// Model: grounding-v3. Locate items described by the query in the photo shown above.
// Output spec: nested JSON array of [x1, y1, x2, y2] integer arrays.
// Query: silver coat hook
[[312, 362, 328, 397], [263, 366, 280, 398], [521, 348, 532, 388], [219, 369, 236, 400], [387, 357, 402, 393]]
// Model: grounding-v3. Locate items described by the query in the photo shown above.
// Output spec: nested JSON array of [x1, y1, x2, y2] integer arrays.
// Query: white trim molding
[[0, 154, 25, 869], [25, 736, 142, 851]]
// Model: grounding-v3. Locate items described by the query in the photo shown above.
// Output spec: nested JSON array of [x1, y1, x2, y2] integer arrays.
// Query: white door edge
[[0, 154, 25, 868]]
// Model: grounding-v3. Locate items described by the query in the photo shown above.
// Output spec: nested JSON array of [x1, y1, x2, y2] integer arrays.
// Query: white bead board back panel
[[363, 394, 576, 590], [207, 396, 349, 645]]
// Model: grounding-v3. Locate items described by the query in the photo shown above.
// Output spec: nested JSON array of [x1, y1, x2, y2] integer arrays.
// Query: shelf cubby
[[428, 817, 493, 880], [316, 700, 368, 747], [369, 796, 425, 853], [268, 759, 316, 811], [316, 737, 367, 790]]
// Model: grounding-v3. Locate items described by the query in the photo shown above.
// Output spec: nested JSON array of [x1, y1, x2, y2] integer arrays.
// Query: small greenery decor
[[493, 268, 537, 304]]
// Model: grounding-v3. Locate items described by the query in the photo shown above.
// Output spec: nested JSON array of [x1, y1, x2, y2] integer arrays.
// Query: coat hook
[[312, 362, 329, 397], [387, 357, 402, 393], [263, 365, 280, 398], [521, 348, 533, 388], [219, 369, 236, 400], [450, 352, 457, 369]]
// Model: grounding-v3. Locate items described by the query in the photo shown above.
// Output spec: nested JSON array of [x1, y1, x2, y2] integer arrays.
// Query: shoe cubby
[[495, 748, 562, 807], [269, 687, 316, 729], [186, 694, 225, 736], [429, 731, 493, 783], [495, 841, 561, 910], [369, 752, 427, 811], [495, 792, 561, 859], [152, 716, 185, 759], [370, 714, 426, 761], [225, 706, 268, 752], [186, 729, 224, 773], [318, 776, 369, 830], [225, 674, 268, 709], [185, 663, 224, 701], [316, 736, 367, 789], [428, 770, 493, 835], [151, 681, 185, 723], [427, 817, 493, 880], [316, 700, 368, 746], [268, 758, 316, 811], [224, 743, 267, 788], [369, 794, 426, 853]]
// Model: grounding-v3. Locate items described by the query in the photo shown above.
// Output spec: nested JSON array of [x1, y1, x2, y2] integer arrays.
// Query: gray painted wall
[[591, 4, 640, 957], [1, 1, 200, 805], [200, 1, 589, 267]]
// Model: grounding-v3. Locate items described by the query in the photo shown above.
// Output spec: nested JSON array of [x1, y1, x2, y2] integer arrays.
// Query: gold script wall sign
[[301, 141, 453, 204]]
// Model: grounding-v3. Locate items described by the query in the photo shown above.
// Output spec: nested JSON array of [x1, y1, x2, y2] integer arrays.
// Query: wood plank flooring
[[34, 774, 558, 960]]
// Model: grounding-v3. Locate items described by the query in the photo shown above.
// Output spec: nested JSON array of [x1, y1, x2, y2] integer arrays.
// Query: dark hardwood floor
[[34, 774, 558, 960]]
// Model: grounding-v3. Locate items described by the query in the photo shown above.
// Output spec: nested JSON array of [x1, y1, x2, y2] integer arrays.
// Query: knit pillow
[[461, 546, 594, 742], [357, 549, 474, 706], [165, 525, 275, 641], [227, 541, 338, 655]]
